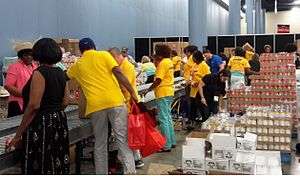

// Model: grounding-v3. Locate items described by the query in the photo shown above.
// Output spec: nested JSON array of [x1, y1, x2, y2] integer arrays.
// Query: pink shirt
[[5, 60, 37, 111]]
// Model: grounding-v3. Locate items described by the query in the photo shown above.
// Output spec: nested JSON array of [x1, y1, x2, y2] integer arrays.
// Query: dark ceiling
[[241, 0, 300, 12]]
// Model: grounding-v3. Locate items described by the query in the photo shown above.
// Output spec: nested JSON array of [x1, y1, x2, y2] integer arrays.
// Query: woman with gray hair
[[140, 56, 156, 83]]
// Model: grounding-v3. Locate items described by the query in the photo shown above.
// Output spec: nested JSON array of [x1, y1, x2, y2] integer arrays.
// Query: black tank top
[[22, 65, 66, 114]]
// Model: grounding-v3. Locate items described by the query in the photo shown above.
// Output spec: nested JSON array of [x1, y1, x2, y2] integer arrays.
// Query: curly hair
[[155, 44, 171, 58]]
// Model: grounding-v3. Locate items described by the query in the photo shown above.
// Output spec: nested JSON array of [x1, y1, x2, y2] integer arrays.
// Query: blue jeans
[[156, 96, 176, 150]]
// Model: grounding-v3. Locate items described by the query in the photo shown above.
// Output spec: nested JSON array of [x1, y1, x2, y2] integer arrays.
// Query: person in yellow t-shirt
[[181, 45, 198, 126], [66, 38, 137, 174], [228, 47, 258, 89], [243, 43, 255, 61], [141, 44, 176, 152], [140, 56, 156, 83], [171, 50, 182, 77], [108, 47, 144, 169], [189, 51, 211, 122], [183, 45, 198, 81]]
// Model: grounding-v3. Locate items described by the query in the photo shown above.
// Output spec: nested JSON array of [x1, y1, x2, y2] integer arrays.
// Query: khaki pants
[[89, 105, 136, 174]]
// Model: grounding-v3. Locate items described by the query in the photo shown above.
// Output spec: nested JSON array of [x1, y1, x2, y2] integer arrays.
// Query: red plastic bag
[[128, 103, 146, 150], [140, 114, 166, 158]]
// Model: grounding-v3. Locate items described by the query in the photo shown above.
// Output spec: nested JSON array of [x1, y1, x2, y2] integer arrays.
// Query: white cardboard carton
[[237, 132, 257, 151], [209, 133, 236, 149], [182, 145, 205, 174], [185, 137, 205, 148], [212, 148, 237, 160], [209, 133, 237, 160], [230, 152, 256, 174], [205, 158, 230, 172]]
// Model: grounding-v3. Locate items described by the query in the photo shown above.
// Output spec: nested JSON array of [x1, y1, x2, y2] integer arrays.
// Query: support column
[[255, 0, 262, 34], [246, 0, 254, 34], [188, 0, 208, 50], [261, 9, 266, 34], [229, 0, 241, 34]]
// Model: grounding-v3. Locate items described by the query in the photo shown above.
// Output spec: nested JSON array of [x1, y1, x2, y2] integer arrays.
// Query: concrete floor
[[1, 130, 300, 175]]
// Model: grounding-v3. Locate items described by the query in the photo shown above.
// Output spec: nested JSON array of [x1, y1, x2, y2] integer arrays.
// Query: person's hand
[[7, 136, 21, 151], [201, 97, 207, 106]]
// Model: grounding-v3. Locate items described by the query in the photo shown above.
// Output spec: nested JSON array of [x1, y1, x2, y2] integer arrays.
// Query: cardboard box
[[182, 145, 205, 173], [230, 152, 256, 174], [205, 158, 229, 172], [61, 39, 81, 56], [185, 137, 205, 147], [209, 133, 236, 149], [237, 132, 257, 151], [209, 133, 237, 160], [187, 130, 210, 139], [213, 148, 237, 160]]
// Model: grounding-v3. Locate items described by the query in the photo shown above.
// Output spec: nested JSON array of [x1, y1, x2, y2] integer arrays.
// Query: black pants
[[174, 71, 181, 78], [7, 101, 22, 118], [184, 86, 192, 120], [146, 75, 155, 84], [190, 93, 218, 122]]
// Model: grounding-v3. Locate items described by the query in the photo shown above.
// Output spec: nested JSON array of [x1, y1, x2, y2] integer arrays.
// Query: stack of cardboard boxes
[[235, 106, 292, 151], [228, 53, 297, 115], [153, 42, 189, 57], [182, 131, 258, 174]]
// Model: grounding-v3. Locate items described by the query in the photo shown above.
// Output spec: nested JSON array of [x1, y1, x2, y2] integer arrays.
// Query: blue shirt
[[208, 55, 223, 75]]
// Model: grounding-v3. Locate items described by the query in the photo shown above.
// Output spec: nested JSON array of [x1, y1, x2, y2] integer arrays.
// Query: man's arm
[[219, 62, 225, 71], [112, 67, 138, 102]]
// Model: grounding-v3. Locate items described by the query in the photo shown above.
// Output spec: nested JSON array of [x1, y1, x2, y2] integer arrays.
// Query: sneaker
[[135, 160, 145, 169]]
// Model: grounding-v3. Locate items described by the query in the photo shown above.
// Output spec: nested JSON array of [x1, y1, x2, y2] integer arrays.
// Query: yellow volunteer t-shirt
[[154, 58, 175, 99], [172, 56, 182, 71], [190, 61, 211, 98], [228, 56, 250, 74], [67, 50, 125, 116], [119, 58, 139, 105], [183, 55, 195, 81], [245, 51, 254, 61]]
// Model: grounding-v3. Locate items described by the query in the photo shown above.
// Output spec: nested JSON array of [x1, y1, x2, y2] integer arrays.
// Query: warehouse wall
[[266, 9, 300, 34], [0, 0, 232, 58], [0, 0, 188, 58], [206, 0, 230, 35], [57, 0, 188, 56], [0, 0, 60, 57]]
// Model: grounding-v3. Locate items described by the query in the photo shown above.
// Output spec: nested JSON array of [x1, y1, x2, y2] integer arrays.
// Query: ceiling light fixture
[[294, 0, 300, 5]]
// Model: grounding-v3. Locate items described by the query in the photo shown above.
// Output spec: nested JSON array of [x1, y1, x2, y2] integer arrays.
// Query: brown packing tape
[[186, 130, 210, 139]]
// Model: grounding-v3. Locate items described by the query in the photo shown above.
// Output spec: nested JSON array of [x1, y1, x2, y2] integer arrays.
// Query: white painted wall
[[266, 8, 300, 33]]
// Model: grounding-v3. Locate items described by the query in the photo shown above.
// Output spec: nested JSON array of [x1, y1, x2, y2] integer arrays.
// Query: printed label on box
[[205, 158, 229, 172], [213, 149, 237, 160]]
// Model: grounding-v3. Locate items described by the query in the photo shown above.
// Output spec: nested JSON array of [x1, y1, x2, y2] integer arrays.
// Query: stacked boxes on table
[[228, 53, 297, 114], [228, 53, 297, 152], [182, 131, 258, 174], [235, 106, 292, 151], [153, 42, 188, 57], [56, 38, 81, 56], [182, 132, 207, 174]]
